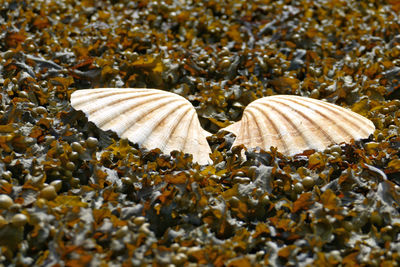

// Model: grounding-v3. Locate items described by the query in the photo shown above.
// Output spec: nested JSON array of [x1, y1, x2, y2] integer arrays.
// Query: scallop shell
[[71, 88, 212, 164], [222, 95, 375, 155]]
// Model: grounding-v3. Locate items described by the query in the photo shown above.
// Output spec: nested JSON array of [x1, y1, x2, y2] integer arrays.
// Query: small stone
[[139, 223, 151, 235], [209, 175, 219, 181], [171, 243, 180, 251], [293, 182, 304, 194], [370, 212, 382, 226], [121, 177, 132, 184], [275, 179, 284, 187], [11, 213, 28, 227], [310, 89, 320, 99], [133, 216, 146, 226], [71, 142, 84, 153], [50, 180, 62, 192], [86, 137, 98, 148], [219, 59, 231, 69], [114, 225, 129, 239], [177, 246, 188, 253], [69, 151, 79, 161], [65, 161, 76, 171], [35, 198, 47, 207], [260, 195, 270, 206], [235, 171, 245, 177], [2, 171, 12, 180], [40, 185, 58, 200], [0, 194, 14, 209], [34, 106, 47, 114], [342, 221, 353, 232], [229, 196, 239, 207], [256, 250, 265, 259], [302, 176, 315, 189], [18, 91, 29, 99], [70, 177, 81, 187], [331, 151, 340, 158], [172, 253, 188, 265], [330, 144, 342, 154], [64, 170, 73, 178]]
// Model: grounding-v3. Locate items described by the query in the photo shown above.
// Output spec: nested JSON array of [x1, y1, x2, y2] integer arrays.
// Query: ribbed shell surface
[[71, 88, 212, 164], [222, 95, 375, 156]]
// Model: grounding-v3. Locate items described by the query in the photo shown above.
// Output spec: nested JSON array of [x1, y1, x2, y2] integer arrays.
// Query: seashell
[[70, 88, 212, 164], [222, 95, 375, 156]]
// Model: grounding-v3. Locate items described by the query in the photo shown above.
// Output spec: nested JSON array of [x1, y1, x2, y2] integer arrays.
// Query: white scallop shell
[[222, 95, 375, 155], [71, 88, 212, 164]]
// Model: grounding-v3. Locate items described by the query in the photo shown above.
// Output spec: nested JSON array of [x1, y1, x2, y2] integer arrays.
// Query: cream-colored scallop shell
[[222, 95, 375, 156], [70, 88, 212, 164]]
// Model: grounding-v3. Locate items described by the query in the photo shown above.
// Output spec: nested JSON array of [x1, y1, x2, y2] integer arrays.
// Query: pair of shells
[[71, 88, 375, 164]]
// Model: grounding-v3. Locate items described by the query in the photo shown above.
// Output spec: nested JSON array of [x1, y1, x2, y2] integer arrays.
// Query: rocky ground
[[1, 0, 400, 266]]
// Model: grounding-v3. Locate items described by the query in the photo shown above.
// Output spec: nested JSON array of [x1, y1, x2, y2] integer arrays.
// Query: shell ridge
[[101, 96, 180, 133], [248, 105, 289, 153], [257, 102, 310, 154], [281, 95, 374, 135], [277, 96, 357, 137], [242, 109, 254, 146], [269, 98, 336, 146], [238, 113, 249, 147], [189, 112, 200, 156], [286, 96, 372, 138], [183, 111, 211, 164], [82, 91, 171, 115], [72, 89, 168, 123], [181, 110, 197, 153], [72, 89, 154, 107], [245, 106, 266, 149], [147, 103, 191, 151], [123, 99, 185, 144], [72, 88, 180, 107], [168, 106, 194, 152], [84, 94, 169, 126]]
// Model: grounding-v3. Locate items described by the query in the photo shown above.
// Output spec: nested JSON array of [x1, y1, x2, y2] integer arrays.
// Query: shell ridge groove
[[246, 105, 288, 153], [123, 99, 185, 145], [84, 94, 169, 125], [104, 96, 180, 135], [72, 89, 156, 107], [180, 110, 197, 154], [280, 95, 372, 137], [256, 102, 311, 153], [268, 98, 336, 145], [245, 106, 266, 149], [239, 112, 249, 147], [149, 103, 191, 151]]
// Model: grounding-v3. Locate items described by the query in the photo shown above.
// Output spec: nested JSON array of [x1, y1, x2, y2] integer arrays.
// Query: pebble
[[11, 213, 28, 227], [0, 194, 13, 209]]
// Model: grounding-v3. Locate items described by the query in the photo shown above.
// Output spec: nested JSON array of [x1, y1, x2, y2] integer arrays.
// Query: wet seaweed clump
[[1, 0, 400, 265]]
